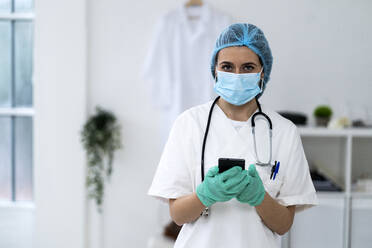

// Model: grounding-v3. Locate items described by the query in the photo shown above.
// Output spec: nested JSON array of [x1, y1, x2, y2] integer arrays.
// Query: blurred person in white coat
[[143, 3, 232, 145]]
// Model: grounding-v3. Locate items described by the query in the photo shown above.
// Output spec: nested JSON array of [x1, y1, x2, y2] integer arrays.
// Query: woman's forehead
[[218, 46, 260, 64]]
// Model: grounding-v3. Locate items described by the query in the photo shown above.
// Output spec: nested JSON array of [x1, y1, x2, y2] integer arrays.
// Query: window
[[0, 0, 34, 202]]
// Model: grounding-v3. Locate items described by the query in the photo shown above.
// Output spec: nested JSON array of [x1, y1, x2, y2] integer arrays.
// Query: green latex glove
[[236, 164, 266, 206], [196, 166, 249, 207]]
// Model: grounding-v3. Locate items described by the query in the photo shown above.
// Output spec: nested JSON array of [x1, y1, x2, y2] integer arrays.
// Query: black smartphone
[[218, 158, 245, 173]]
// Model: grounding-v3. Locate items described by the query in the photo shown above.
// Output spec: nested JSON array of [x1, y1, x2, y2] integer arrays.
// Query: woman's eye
[[221, 65, 232, 71], [243, 65, 254, 71]]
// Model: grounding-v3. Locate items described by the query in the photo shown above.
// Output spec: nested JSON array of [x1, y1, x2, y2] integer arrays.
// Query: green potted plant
[[314, 105, 333, 127], [81, 106, 122, 213]]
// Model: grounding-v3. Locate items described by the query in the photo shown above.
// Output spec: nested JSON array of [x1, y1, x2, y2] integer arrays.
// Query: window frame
[[0, 4, 35, 204]]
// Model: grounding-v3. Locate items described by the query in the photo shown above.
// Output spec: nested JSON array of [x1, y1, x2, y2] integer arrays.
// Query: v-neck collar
[[214, 102, 260, 135], [178, 3, 211, 40], [205, 101, 258, 161]]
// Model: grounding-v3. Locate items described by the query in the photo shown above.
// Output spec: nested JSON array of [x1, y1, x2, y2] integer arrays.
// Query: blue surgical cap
[[210, 23, 273, 98]]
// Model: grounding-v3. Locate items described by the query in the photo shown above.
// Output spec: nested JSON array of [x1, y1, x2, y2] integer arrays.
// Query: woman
[[148, 23, 318, 248]]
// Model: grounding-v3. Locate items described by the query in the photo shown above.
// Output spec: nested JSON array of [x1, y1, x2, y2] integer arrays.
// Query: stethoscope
[[200, 95, 279, 216]]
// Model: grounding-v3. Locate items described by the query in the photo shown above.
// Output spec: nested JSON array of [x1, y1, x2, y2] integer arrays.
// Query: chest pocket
[[256, 165, 283, 199]]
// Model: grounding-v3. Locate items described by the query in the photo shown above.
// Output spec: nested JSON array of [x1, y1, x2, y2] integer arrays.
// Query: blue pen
[[273, 161, 280, 180]]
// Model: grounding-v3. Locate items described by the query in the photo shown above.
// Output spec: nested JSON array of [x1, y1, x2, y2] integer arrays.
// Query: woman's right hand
[[196, 166, 249, 207]]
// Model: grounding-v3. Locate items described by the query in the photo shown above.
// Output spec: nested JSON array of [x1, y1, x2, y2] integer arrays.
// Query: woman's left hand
[[236, 164, 266, 206]]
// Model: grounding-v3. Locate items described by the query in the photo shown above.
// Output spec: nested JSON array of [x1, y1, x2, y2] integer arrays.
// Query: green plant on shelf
[[314, 105, 333, 127], [314, 105, 333, 118], [81, 106, 122, 213]]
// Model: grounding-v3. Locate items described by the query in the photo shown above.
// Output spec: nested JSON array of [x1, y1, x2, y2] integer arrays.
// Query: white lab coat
[[148, 100, 318, 248], [142, 3, 232, 145]]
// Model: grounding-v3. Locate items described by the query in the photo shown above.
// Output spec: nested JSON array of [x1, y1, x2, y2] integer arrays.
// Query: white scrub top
[[148, 100, 318, 248]]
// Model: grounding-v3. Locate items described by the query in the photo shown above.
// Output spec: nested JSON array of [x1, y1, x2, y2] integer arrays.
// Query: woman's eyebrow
[[219, 61, 233, 65], [219, 61, 258, 66], [242, 62, 258, 66]]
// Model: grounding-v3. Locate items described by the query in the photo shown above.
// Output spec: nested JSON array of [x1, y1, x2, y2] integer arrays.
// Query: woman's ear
[[259, 73, 264, 89], [214, 53, 219, 81], [260, 72, 264, 87]]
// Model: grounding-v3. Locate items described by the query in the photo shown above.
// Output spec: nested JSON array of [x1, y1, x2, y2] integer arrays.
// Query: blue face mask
[[214, 69, 263, 106]]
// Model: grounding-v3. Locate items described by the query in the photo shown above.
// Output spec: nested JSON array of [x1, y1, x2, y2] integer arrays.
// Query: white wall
[[86, 0, 372, 247], [86, 1, 179, 247], [243, 0, 372, 123], [33, 0, 87, 247], [0, 203, 34, 248]]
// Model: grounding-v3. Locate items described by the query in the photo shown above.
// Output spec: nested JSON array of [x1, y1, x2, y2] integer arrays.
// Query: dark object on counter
[[310, 168, 342, 192], [352, 119, 367, 127], [163, 221, 182, 241], [278, 112, 307, 126]]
